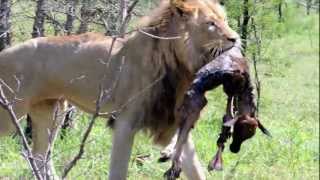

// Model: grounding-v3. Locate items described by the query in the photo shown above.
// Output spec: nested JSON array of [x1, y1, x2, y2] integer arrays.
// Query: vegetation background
[[0, 0, 319, 179]]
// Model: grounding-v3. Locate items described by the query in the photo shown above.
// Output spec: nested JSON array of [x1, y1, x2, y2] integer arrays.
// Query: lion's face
[[173, 0, 239, 60], [188, 12, 239, 56]]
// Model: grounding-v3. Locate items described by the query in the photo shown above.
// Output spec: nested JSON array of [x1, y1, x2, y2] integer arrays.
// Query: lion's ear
[[170, 0, 194, 17], [211, 0, 222, 3], [170, 0, 186, 5]]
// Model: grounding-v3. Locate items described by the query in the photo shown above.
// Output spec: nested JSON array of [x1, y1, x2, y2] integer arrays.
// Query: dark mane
[[118, 0, 231, 144]]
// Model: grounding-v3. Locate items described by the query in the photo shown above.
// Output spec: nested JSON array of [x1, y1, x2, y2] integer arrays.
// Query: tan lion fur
[[0, 0, 239, 179]]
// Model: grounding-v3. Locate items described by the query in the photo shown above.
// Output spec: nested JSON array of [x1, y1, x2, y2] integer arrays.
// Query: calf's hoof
[[164, 164, 182, 180]]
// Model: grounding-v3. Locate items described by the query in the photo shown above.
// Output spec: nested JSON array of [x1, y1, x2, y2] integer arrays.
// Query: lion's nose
[[227, 37, 236, 43]]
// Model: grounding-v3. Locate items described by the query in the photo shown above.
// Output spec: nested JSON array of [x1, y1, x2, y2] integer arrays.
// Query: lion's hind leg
[[0, 103, 27, 136], [29, 99, 67, 179]]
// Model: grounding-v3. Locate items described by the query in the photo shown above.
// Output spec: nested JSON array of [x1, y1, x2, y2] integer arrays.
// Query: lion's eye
[[207, 22, 216, 31], [207, 22, 215, 26]]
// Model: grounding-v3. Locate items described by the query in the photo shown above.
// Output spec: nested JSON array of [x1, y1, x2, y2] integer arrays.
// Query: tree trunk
[[65, 0, 77, 35], [237, 15, 241, 30], [77, 0, 91, 34], [32, 0, 47, 38], [278, 0, 283, 22], [0, 0, 11, 51], [241, 0, 250, 51], [306, 0, 312, 15]]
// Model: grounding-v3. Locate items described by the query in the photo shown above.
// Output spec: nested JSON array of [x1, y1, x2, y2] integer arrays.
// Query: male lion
[[0, 0, 239, 179]]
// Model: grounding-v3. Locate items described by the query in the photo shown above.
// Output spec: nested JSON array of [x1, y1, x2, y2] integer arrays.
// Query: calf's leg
[[160, 133, 206, 180]]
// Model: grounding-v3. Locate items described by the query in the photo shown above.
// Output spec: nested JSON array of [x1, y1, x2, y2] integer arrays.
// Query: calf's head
[[225, 114, 271, 153]]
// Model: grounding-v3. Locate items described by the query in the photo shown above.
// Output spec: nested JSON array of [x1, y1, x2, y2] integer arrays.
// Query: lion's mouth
[[208, 44, 235, 59], [221, 44, 235, 54]]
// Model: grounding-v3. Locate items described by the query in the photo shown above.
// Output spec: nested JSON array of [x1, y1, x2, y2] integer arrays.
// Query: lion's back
[[43, 32, 107, 45]]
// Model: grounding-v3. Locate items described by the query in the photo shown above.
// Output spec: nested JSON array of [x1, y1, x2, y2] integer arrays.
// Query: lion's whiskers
[[218, 47, 223, 56], [203, 41, 217, 49]]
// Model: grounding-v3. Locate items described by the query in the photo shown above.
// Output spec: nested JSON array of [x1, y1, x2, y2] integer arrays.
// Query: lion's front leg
[[159, 132, 178, 163], [181, 135, 206, 180], [108, 114, 136, 180]]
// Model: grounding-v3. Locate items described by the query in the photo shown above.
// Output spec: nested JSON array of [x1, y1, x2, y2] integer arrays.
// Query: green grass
[[0, 6, 319, 180]]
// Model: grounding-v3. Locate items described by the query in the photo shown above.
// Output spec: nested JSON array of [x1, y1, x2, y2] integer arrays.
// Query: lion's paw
[[158, 148, 175, 163]]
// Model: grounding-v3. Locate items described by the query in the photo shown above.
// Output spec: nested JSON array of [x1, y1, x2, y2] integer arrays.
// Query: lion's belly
[[38, 55, 134, 114]]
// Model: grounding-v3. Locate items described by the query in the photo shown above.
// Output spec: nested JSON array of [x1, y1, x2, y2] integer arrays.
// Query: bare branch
[[62, 2, 141, 177], [251, 17, 261, 117], [62, 86, 103, 178], [0, 82, 43, 180], [44, 13, 65, 35], [119, 0, 139, 37], [118, 0, 128, 35], [43, 99, 66, 178], [138, 29, 181, 40]]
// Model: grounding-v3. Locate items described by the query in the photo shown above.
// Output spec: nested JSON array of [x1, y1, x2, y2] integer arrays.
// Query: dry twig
[[42, 99, 67, 178], [0, 81, 43, 180], [62, 2, 140, 178], [62, 86, 104, 178], [251, 17, 261, 116]]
